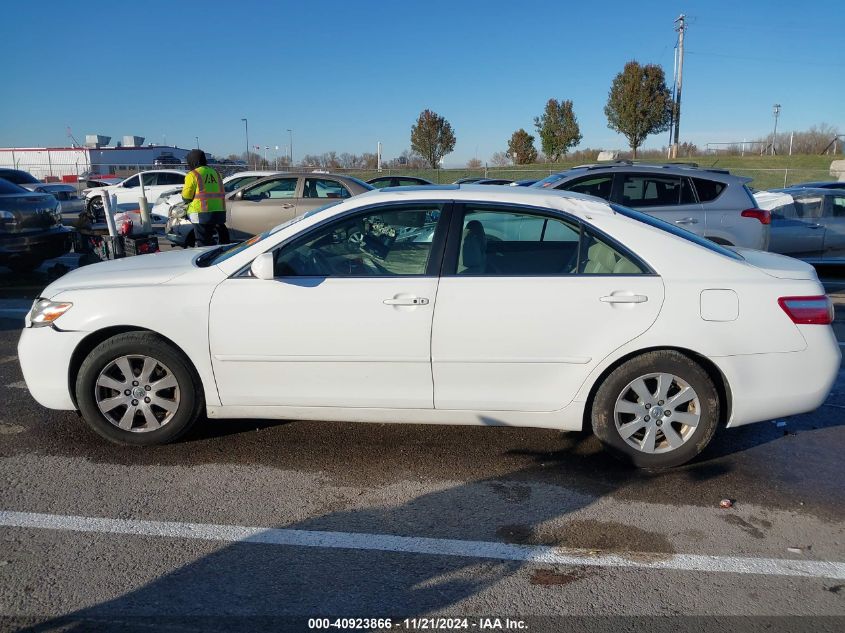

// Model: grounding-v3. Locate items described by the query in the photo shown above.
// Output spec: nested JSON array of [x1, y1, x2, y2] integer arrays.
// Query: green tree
[[533, 99, 582, 161], [604, 61, 673, 158], [506, 129, 538, 165], [411, 109, 456, 168]]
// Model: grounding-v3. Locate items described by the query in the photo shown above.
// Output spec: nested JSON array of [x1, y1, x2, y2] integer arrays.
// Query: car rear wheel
[[75, 332, 204, 445], [592, 350, 719, 469]]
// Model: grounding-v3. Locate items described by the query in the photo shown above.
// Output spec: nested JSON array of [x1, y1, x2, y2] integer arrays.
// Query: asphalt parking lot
[[0, 256, 843, 631]]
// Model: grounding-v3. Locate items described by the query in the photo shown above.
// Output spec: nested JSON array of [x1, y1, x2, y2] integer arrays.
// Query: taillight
[[741, 208, 771, 225], [778, 295, 834, 325]]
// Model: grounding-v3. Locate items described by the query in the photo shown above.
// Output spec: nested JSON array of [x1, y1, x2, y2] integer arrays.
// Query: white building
[[0, 145, 191, 182]]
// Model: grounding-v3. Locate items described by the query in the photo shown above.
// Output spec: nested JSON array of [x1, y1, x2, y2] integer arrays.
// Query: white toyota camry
[[18, 185, 840, 468]]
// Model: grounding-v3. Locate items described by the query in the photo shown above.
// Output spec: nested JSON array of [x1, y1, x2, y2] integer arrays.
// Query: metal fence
[[1, 162, 840, 193]]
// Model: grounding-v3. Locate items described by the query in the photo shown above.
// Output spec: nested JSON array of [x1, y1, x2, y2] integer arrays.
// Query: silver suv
[[533, 162, 769, 249]]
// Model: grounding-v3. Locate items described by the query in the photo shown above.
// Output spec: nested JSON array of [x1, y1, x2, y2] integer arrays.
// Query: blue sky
[[1, 0, 842, 166]]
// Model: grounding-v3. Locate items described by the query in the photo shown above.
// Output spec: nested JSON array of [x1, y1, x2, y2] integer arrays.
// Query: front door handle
[[674, 217, 699, 225], [384, 296, 429, 306], [600, 294, 648, 304], [808, 223, 822, 229]]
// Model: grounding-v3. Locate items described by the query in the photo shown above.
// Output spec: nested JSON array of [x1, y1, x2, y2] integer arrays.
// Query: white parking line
[[1, 510, 843, 580], [5, 382, 27, 389]]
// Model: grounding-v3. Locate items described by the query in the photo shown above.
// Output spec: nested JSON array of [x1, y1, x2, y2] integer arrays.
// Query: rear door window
[[303, 178, 351, 199], [620, 174, 696, 207]]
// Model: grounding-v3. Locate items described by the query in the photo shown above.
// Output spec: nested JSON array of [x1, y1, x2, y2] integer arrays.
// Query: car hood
[[734, 248, 819, 280], [41, 247, 206, 297]]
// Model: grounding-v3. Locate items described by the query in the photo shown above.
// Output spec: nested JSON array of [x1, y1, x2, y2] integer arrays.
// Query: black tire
[[591, 350, 719, 469], [86, 196, 103, 220], [75, 332, 204, 446], [184, 231, 196, 248], [7, 257, 43, 274]]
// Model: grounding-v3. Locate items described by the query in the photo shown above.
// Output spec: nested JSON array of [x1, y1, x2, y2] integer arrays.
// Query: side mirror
[[234, 190, 245, 201], [250, 252, 275, 280]]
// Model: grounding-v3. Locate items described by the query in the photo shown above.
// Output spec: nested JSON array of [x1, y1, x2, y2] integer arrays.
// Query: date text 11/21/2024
[[307, 617, 528, 630]]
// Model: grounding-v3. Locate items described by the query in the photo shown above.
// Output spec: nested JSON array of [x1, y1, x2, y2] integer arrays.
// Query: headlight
[[29, 299, 73, 327]]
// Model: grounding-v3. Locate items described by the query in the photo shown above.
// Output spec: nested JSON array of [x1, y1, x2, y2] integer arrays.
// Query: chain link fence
[[1, 162, 839, 193]]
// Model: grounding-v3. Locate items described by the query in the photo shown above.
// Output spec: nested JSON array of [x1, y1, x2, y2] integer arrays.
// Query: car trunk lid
[[0, 193, 59, 233], [733, 247, 819, 280]]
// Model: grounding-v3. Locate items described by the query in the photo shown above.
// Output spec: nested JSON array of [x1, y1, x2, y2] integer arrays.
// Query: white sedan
[[18, 186, 840, 468]]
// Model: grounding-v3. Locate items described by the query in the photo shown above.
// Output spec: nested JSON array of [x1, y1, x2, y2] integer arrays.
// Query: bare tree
[[490, 151, 510, 167], [466, 158, 483, 169]]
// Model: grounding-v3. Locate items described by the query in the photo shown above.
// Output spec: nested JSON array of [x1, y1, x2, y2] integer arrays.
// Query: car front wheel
[[591, 350, 719, 469], [75, 332, 204, 445]]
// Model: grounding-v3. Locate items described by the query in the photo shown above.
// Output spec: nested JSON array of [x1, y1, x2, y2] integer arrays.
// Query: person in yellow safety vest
[[182, 149, 229, 247]]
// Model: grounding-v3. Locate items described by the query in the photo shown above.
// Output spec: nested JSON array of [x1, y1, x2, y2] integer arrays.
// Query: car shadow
[[17, 427, 644, 630]]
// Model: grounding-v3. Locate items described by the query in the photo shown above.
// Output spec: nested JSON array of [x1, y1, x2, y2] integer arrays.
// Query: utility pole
[[287, 129, 293, 167], [241, 118, 249, 168], [771, 104, 781, 156], [671, 14, 686, 159], [377, 142, 382, 172]]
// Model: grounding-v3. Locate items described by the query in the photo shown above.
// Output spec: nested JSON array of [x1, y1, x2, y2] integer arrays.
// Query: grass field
[[349, 154, 841, 191]]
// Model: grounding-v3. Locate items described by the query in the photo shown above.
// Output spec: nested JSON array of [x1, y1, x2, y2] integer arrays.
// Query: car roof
[[355, 183, 614, 219], [223, 170, 282, 181], [779, 186, 845, 195], [543, 161, 738, 179]]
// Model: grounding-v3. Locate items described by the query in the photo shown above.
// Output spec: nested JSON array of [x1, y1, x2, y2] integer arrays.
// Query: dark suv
[[0, 178, 71, 273], [533, 162, 769, 249]]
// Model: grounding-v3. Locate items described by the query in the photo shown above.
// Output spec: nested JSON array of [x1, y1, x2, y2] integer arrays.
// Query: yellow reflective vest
[[182, 166, 226, 223]]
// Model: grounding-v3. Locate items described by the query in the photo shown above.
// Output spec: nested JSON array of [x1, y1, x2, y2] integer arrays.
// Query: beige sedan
[[165, 172, 373, 246]]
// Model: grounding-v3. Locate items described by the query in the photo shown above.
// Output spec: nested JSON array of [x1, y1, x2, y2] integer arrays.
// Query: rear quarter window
[[692, 178, 726, 202]]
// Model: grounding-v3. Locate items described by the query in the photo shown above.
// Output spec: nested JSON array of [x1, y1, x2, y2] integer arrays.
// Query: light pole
[[264, 146, 269, 166], [771, 104, 781, 156], [195, 136, 199, 149], [287, 129, 293, 167], [241, 118, 249, 168]]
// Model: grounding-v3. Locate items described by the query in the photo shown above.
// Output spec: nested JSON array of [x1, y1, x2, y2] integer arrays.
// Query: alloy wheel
[[613, 372, 700, 454], [95, 355, 180, 432]]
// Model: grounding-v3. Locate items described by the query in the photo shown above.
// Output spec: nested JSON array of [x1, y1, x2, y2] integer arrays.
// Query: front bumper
[[18, 324, 88, 410], [0, 227, 72, 261]]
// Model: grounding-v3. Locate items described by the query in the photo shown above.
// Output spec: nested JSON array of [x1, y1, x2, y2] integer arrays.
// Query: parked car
[[533, 162, 769, 249], [19, 186, 839, 468], [164, 172, 373, 247], [222, 170, 284, 193], [0, 178, 71, 272], [789, 181, 845, 190], [510, 179, 538, 187], [79, 176, 123, 190], [475, 178, 514, 185], [84, 169, 187, 217], [152, 153, 183, 167], [0, 168, 42, 189], [367, 176, 434, 188], [30, 183, 85, 224], [755, 187, 845, 263]]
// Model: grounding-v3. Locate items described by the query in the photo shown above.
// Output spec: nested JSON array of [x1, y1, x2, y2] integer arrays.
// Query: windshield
[[200, 204, 342, 267], [611, 204, 744, 261], [344, 176, 375, 191], [0, 178, 29, 194], [533, 173, 566, 188]]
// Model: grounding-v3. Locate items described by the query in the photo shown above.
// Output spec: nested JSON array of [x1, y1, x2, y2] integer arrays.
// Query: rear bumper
[[0, 227, 72, 261], [717, 325, 841, 427], [18, 324, 87, 410]]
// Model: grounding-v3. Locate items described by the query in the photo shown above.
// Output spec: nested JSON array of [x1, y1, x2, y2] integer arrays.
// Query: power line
[[686, 50, 845, 68]]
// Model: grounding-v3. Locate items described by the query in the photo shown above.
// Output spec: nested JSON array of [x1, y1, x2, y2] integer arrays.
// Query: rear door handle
[[808, 223, 822, 229], [280, 203, 294, 209], [384, 296, 429, 306], [600, 294, 648, 304], [674, 217, 699, 225]]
